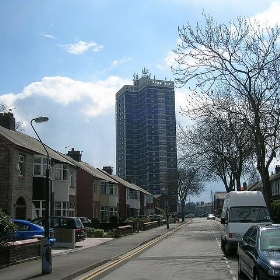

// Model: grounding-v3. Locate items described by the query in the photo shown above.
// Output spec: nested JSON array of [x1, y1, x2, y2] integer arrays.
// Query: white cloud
[[110, 57, 131, 68], [40, 32, 56, 39], [0, 93, 17, 108], [0, 75, 131, 169], [163, 2, 280, 73], [60, 40, 103, 54], [250, 1, 280, 26], [0, 76, 130, 118], [156, 51, 176, 70], [100, 57, 131, 73]]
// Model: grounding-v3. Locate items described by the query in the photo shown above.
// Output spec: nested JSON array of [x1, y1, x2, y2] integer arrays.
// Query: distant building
[[115, 69, 177, 194], [115, 69, 178, 211], [214, 192, 227, 215]]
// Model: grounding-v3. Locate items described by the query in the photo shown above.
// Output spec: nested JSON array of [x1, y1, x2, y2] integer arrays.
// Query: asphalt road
[[76, 218, 240, 280]]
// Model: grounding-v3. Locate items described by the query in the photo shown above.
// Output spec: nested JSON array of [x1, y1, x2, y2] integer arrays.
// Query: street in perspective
[[74, 218, 239, 280], [2, 3, 280, 280]]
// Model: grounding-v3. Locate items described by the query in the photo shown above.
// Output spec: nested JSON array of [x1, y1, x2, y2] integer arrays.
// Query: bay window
[[33, 156, 49, 176], [55, 164, 68, 181]]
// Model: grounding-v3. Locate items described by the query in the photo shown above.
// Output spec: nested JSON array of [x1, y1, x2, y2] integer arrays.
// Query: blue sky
[[0, 0, 279, 203]]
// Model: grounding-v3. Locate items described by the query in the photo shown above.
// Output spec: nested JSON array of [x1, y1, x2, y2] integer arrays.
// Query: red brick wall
[[0, 135, 11, 213], [0, 239, 42, 268], [76, 169, 94, 218], [118, 185, 127, 220]]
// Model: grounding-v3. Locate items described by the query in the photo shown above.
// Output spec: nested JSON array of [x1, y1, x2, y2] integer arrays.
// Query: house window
[[100, 206, 109, 222], [69, 170, 75, 188], [18, 154, 25, 176], [100, 206, 118, 222], [129, 190, 140, 199], [100, 181, 108, 194], [55, 164, 68, 181], [32, 200, 46, 218], [69, 201, 75, 217], [33, 156, 48, 176], [54, 201, 70, 216], [108, 183, 118, 196], [109, 207, 118, 216], [93, 182, 98, 193]]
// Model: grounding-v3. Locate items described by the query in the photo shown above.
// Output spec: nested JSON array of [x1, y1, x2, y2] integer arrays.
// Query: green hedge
[[84, 227, 104, 238], [0, 209, 17, 246]]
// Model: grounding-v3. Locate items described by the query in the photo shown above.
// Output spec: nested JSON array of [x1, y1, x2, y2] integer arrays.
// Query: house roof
[[270, 171, 280, 182], [0, 126, 73, 164], [214, 192, 227, 199], [132, 184, 152, 195], [97, 168, 153, 195], [109, 175, 139, 190], [79, 162, 118, 183], [56, 152, 118, 183]]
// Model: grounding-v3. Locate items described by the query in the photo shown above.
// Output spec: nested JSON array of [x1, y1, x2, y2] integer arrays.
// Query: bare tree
[[177, 165, 204, 221], [178, 107, 254, 193], [244, 163, 261, 187], [167, 150, 205, 221], [0, 103, 7, 112], [0, 103, 24, 132], [173, 14, 280, 211]]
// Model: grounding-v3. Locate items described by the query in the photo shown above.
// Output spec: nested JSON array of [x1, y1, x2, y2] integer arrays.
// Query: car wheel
[[221, 238, 225, 251], [253, 270, 259, 280], [224, 240, 233, 256], [237, 257, 245, 278]]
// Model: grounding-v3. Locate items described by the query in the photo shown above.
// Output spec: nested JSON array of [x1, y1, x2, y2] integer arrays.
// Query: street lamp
[[30, 116, 52, 274], [165, 201, 169, 229]]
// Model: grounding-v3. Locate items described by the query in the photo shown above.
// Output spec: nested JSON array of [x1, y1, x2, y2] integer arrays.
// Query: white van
[[220, 191, 271, 255]]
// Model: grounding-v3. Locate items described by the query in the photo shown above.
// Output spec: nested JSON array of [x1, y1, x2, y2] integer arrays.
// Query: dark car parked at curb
[[12, 219, 56, 245], [78, 217, 92, 227], [32, 216, 86, 242], [238, 224, 280, 280]]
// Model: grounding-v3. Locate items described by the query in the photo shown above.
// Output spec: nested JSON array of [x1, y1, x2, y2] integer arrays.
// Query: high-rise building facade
[[115, 69, 177, 196]]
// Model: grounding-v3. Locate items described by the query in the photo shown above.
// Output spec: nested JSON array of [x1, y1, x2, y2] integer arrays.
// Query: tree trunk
[[259, 168, 272, 213]]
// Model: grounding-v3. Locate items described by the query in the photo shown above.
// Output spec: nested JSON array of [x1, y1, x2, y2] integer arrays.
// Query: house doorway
[[15, 196, 26, 219]]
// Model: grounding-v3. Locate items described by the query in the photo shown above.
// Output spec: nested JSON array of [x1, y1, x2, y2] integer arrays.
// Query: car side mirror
[[221, 217, 226, 224]]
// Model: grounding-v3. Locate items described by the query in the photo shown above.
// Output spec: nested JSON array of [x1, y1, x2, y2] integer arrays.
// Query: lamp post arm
[[30, 118, 52, 274], [30, 120, 49, 157]]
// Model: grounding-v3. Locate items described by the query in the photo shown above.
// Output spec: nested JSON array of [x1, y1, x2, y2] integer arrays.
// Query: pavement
[[0, 222, 185, 280]]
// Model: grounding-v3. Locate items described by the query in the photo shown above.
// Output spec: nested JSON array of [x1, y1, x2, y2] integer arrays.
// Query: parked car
[[148, 215, 161, 222], [32, 216, 86, 242], [207, 214, 215, 220], [12, 219, 56, 245], [221, 191, 271, 256], [78, 217, 92, 227], [186, 214, 195, 218], [238, 224, 280, 280]]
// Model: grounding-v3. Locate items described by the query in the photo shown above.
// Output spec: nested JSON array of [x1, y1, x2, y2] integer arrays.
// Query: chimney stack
[[0, 112, 15, 131], [67, 148, 82, 162], [103, 166, 113, 175]]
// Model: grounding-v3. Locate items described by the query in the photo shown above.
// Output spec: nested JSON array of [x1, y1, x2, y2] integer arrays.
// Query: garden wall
[[0, 239, 42, 268]]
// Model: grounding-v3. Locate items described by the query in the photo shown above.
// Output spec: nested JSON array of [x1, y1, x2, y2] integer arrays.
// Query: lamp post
[[165, 201, 169, 229], [31, 116, 52, 274]]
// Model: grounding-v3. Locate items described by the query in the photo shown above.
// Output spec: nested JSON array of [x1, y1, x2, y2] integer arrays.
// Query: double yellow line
[[78, 223, 186, 280]]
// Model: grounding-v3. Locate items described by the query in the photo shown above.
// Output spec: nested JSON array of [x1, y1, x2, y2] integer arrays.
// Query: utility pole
[[165, 201, 169, 229]]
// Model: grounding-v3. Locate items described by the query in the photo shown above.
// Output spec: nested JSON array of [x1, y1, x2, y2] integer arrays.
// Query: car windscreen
[[260, 228, 280, 250], [75, 218, 84, 228], [229, 206, 271, 222]]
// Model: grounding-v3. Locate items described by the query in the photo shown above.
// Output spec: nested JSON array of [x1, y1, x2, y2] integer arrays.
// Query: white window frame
[[69, 169, 75, 188], [33, 156, 49, 177], [18, 154, 25, 176], [55, 164, 68, 181]]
